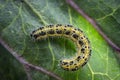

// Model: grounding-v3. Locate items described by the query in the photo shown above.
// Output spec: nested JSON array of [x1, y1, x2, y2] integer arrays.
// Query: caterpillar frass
[[30, 24, 91, 71]]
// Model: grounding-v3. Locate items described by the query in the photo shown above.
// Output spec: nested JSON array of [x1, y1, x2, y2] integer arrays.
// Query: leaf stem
[[66, 0, 120, 52], [0, 37, 63, 80]]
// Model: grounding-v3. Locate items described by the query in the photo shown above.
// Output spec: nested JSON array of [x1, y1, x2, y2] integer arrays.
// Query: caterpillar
[[30, 24, 91, 71]]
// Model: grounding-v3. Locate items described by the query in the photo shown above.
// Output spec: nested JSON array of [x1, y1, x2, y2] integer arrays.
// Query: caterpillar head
[[60, 59, 79, 71]]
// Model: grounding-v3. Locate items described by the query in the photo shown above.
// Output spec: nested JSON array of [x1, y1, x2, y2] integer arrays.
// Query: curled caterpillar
[[30, 24, 91, 71]]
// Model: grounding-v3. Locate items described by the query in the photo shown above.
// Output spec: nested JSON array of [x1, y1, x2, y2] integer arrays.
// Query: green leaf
[[0, 0, 120, 80], [74, 0, 120, 47], [0, 44, 27, 80]]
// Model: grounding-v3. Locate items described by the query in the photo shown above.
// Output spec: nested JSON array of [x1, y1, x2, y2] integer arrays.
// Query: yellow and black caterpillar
[[30, 24, 91, 71]]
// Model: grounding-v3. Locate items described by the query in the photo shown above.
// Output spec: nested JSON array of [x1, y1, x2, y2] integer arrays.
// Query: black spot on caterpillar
[[30, 24, 91, 71]]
